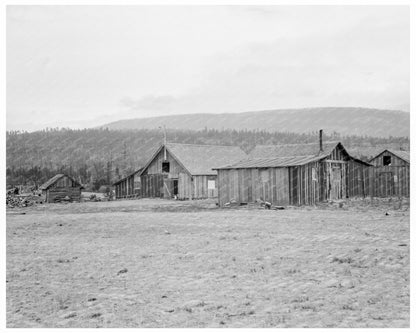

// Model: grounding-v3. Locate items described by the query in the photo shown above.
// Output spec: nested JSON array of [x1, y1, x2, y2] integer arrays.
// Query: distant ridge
[[99, 107, 409, 138]]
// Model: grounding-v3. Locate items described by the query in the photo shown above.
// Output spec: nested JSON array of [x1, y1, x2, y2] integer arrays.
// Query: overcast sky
[[6, 5, 409, 131]]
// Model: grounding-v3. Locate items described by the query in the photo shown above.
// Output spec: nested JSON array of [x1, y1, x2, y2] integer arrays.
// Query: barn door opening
[[173, 179, 178, 196], [328, 163, 345, 200]]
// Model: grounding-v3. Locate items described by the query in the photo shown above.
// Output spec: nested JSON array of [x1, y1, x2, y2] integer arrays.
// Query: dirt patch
[[6, 198, 409, 327]]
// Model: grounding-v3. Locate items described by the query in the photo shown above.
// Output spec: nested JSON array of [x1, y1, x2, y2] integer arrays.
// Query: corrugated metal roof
[[249, 141, 340, 158], [214, 155, 325, 169], [39, 174, 83, 190]]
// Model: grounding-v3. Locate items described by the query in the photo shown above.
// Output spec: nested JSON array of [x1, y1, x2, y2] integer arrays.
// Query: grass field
[[6, 198, 409, 328]]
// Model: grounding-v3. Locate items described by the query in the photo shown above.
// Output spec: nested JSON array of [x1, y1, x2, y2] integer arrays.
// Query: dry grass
[[6, 198, 409, 328]]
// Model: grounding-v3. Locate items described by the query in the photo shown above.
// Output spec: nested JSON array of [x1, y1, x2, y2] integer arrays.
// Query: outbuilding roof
[[112, 168, 144, 186], [213, 155, 325, 170], [141, 143, 247, 176], [39, 174, 83, 190], [249, 141, 340, 158], [370, 149, 410, 164], [215, 141, 371, 170]]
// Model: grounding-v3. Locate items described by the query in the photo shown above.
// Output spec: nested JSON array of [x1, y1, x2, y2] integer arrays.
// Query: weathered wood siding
[[370, 152, 409, 197], [141, 147, 219, 200], [217, 144, 370, 207], [115, 173, 141, 199], [44, 175, 82, 203], [218, 168, 291, 206], [140, 174, 165, 198], [145, 149, 185, 178], [346, 160, 372, 198]]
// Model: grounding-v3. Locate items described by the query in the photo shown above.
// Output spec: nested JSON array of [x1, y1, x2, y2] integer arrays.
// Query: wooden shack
[[39, 174, 83, 203], [368, 149, 409, 197], [139, 143, 247, 200], [113, 168, 143, 199], [214, 141, 372, 207]]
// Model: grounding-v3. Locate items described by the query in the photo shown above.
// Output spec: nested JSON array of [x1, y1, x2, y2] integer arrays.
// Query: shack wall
[[370, 151, 409, 197], [217, 144, 371, 207], [43, 175, 82, 203], [217, 168, 291, 206]]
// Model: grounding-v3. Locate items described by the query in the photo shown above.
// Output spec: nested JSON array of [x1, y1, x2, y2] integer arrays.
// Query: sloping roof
[[39, 174, 83, 190], [216, 141, 371, 170], [112, 168, 143, 186], [141, 143, 247, 176], [213, 155, 325, 170], [370, 149, 410, 164], [249, 141, 340, 158]]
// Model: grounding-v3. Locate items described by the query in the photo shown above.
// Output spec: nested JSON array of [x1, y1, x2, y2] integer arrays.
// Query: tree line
[[6, 127, 409, 190]]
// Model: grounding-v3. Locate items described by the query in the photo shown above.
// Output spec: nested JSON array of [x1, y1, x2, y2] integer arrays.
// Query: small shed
[[368, 149, 410, 197], [39, 174, 83, 203], [140, 143, 247, 199], [113, 168, 143, 199], [214, 141, 372, 207]]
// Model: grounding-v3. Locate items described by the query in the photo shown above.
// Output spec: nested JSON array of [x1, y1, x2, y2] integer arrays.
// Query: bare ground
[[6, 198, 409, 328]]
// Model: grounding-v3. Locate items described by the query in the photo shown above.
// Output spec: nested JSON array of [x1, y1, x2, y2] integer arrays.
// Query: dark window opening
[[383, 156, 391, 166], [173, 180, 178, 195], [162, 162, 170, 173]]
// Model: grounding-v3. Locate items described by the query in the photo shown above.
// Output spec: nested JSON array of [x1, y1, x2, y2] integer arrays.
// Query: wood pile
[[6, 194, 44, 208]]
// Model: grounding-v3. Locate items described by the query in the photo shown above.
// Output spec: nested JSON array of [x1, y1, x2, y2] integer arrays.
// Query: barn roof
[[39, 174, 83, 190], [112, 168, 144, 186], [216, 141, 371, 170], [141, 143, 247, 176], [370, 149, 410, 164], [249, 141, 340, 158], [213, 155, 325, 169]]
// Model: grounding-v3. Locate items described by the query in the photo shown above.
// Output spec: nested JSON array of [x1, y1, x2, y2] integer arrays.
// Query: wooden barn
[[39, 174, 83, 203], [113, 168, 143, 199], [139, 143, 247, 200], [368, 149, 410, 197], [214, 140, 372, 207]]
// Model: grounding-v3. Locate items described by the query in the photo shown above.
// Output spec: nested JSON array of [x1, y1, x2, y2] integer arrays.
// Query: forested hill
[[100, 107, 410, 138], [6, 128, 409, 189]]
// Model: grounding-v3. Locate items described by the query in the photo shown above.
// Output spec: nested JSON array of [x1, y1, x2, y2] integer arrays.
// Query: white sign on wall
[[208, 180, 216, 189]]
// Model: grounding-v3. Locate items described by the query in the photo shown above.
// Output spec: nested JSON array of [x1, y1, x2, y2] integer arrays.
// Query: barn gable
[[40, 174, 83, 190], [370, 149, 410, 165], [139, 143, 247, 200], [140, 143, 247, 176]]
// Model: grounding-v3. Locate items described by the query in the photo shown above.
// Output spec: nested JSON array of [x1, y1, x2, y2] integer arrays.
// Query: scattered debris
[[332, 257, 353, 264], [64, 312, 77, 319], [89, 194, 102, 202], [57, 259, 71, 263]]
